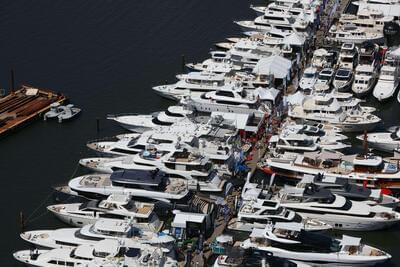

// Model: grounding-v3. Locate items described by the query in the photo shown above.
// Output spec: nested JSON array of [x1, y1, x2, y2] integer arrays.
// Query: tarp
[[254, 87, 280, 103], [253, 56, 292, 79], [286, 91, 305, 106], [282, 32, 306, 46]]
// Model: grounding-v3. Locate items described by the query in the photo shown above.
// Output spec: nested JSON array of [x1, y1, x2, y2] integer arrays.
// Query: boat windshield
[[304, 73, 315, 78]]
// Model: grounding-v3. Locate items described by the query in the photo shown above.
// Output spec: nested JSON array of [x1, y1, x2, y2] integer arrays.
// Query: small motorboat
[[57, 104, 81, 123], [43, 102, 62, 121]]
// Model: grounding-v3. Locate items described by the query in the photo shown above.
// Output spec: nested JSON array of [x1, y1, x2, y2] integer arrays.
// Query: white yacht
[[14, 240, 177, 267], [374, 51, 400, 101], [280, 122, 348, 141], [152, 72, 239, 101], [338, 43, 359, 70], [228, 198, 332, 232], [333, 68, 354, 92], [353, 0, 400, 17], [263, 150, 400, 190], [357, 127, 400, 152], [107, 105, 193, 133], [182, 88, 267, 115], [79, 151, 228, 193], [251, 2, 316, 23], [329, 23, 384, 44], [68, 169, 189, 203], [20, 218, 175, 249], [289, 96, 380, 132], [235, 10, 309, 34], [299, 66, 318, 91], [338, 8, 394, 33], [270, 131, 349, 152], [272, 185, 400, 230], [314, 67, 334, 86], [300, 175, 400, 208], [241, 223, 391, 266], [311, 49, 332, 69], [47, 194, 163, 232], [186, 51, 239, 74], [374, 65, 400, 101]]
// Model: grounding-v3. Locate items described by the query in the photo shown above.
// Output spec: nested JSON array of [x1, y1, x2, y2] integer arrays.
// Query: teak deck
[[0, 85, 66, 137]]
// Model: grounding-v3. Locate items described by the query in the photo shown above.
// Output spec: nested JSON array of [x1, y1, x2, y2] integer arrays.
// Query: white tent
[[254, 87, 280, 103], [286, 91, 305, 105], [253, 56, 292, 79], [282, 32, 306, 47]]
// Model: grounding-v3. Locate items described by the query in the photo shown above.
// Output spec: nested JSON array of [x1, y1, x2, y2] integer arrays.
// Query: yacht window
[[303, 73, 315, 78], [48, 260, 75, 266], [151, 117, 174, 126], [110, 148, 137, 155], [165, 110, 184, 117], [216, 91, 235, 98]]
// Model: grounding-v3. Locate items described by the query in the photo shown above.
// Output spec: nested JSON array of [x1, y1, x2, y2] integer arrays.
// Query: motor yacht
[[107, 105, 193, 133], [338, 43, 359, 70], [251, 2, 316, 23], [186, 51, 239, 74], [314, 67, 334, 87], [152, 72, 239, 101], [338, 8, 394, 33], [353, 0, 400, 17], [299, 66, 318, 91], [47, 194, 164, 231], [181, 87, 267, 115], [228, 198, 332, 232], [333, 68, 354, 92], [263, 150, 400, 189], [280, 122, 348, 141], [374, 64, 400, 101], [357, 127, 400, 152], [311, 49, 336, 69], [235, 10, 310, 34], [272, 185, 400, 230], [241, 223, 391, 265], [299, 174, 400, 208], [68, 169, 189, 203], [288, 96, 380, 132], [329, 23, 385, 44], [20, 218, 175, 249], [13, 239, 177, 267]]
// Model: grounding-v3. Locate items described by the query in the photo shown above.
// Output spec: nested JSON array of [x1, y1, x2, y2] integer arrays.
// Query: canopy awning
[[340, 235, 361, 246], [253, 56, 292, 79]]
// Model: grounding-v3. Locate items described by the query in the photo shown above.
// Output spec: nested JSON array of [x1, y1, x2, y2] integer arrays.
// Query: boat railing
[[107, 113, 139, 119], [86, 136, 121, 144]]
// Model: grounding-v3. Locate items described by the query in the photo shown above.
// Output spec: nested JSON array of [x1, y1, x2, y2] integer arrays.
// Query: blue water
[[0, 0, 399, 266]]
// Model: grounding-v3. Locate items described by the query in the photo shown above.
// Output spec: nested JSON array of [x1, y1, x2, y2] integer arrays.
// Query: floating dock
[[0, 85, 66, 137]]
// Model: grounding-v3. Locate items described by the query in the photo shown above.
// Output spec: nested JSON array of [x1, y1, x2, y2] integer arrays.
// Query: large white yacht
[[47, 194, 164, 232], [14, 239, 177, 267], [357, 127, 400, 152], [272, 185, 400, 230], [263, 150, 400, 189], [311, 49, 335, 69], [374, 65, 400, 101], [79, 151, 228, 193], [186, 51, 239, 74], [182, 88, 267, 115], [329, 23, 384, 44], [235, 10, 309, 34], [20, 218, 175, 249], [251, 2, 316, 23], [299, 66, 318, 91], [337, 43, 359, 70], [374, 50, 400, 101], [338, 8, 394, 33], [314, 67, 335, 87], [241, 223, 391, 266], [107, 106, 193, 133], [352, 44, 379, 97], [228, 197, 332, 232], [152, 72, 239, 101], [299, 175, 400, 208], [68, 169, 189, 203], [333, 68, 354, 92], [353, 0, 400, 17], [288, 96, 380, 132]]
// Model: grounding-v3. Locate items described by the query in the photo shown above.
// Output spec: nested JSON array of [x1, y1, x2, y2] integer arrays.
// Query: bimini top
[[110, 169, 166, 186]]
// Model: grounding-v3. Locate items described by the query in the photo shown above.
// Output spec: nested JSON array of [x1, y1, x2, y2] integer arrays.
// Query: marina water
[[0, 0, 399, 266]]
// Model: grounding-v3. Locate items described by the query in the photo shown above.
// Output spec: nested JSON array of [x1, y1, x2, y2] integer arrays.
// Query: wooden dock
[[0, 85, 66, 137]]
